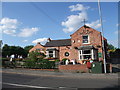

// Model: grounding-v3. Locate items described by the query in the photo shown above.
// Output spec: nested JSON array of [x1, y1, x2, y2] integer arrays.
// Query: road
[[2, 71, 119, 90]]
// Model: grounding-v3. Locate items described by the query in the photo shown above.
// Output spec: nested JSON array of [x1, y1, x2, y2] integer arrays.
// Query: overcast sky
[[0, 2, 118, 48]]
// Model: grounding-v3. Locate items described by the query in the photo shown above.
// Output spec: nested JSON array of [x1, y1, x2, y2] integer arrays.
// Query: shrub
[[23, 60, 36, 68], [28, 51, 46, 62], [23, 59, 56, 69], [61, 58, 69, 65], [62, 58, 68, 61], [55, 59, 60, 62], [2, 58, 10, 67]]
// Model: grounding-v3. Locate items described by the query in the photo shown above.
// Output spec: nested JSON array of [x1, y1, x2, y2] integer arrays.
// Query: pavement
[[1, 68, 119, 79], [1, 68, 119, 89]]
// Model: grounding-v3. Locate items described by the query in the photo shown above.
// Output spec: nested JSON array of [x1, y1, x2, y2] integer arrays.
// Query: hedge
[[23, 59, 56, 69], [2, 58, 57, 69]]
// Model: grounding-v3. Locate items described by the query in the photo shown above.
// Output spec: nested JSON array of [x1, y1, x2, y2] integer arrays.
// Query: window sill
[[82, 43, 90, 44]]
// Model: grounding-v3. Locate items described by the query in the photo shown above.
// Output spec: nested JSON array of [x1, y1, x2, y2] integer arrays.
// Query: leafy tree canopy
[[2, 44, 25, 58], [0, 40, 2, 48], [2, 44, 34, 58], [28, 51, 46, 61], [107, 43, 116, 52], [24, 45, 34, 53], [24, 45, 34, 57]]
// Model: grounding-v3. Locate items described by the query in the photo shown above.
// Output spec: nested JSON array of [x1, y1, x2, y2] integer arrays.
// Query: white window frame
[[64, 52, 70, 57], [46, 50, 56, 58], [82, 35, 90, 44], [78, 49, 94, 60], [49, 51, 54, 58]]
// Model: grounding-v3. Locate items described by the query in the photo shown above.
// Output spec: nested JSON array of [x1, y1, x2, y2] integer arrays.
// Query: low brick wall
[[58, 64, 89, 73]]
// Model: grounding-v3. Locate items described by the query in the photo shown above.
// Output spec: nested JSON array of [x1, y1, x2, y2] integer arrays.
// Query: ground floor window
[[46, 49, 58, 58], [48, 51, 54, 57], [79, 49, 98, 60], [79, 50, 92, 60], [83, 55, 91, 59]]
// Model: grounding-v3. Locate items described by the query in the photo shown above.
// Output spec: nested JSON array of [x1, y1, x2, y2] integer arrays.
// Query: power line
[[29, 2, 61, 28]]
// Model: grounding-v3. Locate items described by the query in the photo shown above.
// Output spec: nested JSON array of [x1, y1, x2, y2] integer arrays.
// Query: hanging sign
[[79, 29, 93, 35], [98, 52, 102, 58]]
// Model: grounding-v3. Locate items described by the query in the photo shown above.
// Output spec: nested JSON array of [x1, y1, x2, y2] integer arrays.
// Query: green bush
[[23, 59, 55, 69], [55, 59, 60, 62], [28, 51, 46, 62], [61, 58, 69, 65], [23, 60, 36, 68], [62, 58, 68, 61], [2, 58, 10, 67]]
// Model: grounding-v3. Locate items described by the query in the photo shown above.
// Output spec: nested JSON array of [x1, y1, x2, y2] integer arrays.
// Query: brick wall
[[30, 26, 107, 64], [58, 64, 89, 73], [71, 26, 104, 61], [45, 46, 72, 61], [59, 46, 72, 60], [29, 42, 45, 54]]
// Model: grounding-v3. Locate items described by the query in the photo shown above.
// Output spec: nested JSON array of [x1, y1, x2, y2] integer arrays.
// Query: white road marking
[[3, 82, 78, 90], [59, 87, 78, 90], [3, 82, 56, 89]]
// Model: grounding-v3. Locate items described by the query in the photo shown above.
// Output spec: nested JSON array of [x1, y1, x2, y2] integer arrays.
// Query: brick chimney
[[47, 38, 51, 42], [36, 42, 44, 46]]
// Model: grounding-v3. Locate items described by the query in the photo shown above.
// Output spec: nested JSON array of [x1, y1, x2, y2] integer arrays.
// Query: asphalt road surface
[[2, 72, 119, 90]]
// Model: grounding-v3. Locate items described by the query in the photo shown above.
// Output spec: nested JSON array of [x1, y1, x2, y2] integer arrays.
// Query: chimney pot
[[47, 38, 51, 42]]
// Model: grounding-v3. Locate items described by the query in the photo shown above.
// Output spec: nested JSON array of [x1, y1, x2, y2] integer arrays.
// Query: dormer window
[[82, 35, 89, 44]]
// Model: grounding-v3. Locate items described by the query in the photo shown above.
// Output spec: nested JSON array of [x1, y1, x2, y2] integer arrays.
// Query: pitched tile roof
[[44, 39, 71, 47]]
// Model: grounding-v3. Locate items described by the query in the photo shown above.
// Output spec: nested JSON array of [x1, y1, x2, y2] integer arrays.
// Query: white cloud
[[3, 30, 16, 35], [0, 17, 18, 36], [61, 4, 102, 33], [69, 4, 90, 12], [86, 20, 101, 29], [18, 27, 39, 37], [0, 17, 40, 37], [22, 40, 28, 42], [61, 9, 88, 33], [0, 17, 18, 25], [32, 38, 48, 45]]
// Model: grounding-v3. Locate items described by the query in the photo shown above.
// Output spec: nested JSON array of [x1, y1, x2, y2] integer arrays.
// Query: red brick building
[[29, 25, 107, 64]]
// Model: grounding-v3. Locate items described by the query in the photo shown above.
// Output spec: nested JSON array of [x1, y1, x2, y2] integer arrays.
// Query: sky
[[0, 2, 119, 48]]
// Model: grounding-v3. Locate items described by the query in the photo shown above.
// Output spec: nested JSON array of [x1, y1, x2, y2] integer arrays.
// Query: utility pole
[[98, 0, 107, 73]]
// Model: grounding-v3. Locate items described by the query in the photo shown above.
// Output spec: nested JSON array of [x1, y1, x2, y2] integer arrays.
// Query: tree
[[2, 44, 26, 58], [24, 45, 34, 57], [107, 44, 120, 63], [0, 40, 3, 57], [107, 43, 116, 52], [2, 44, 10, 57], [24, 45, 34, 52], [110, 49, 120, 58], [0, 40, 2, 48], [28, 51, 46, 61]]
